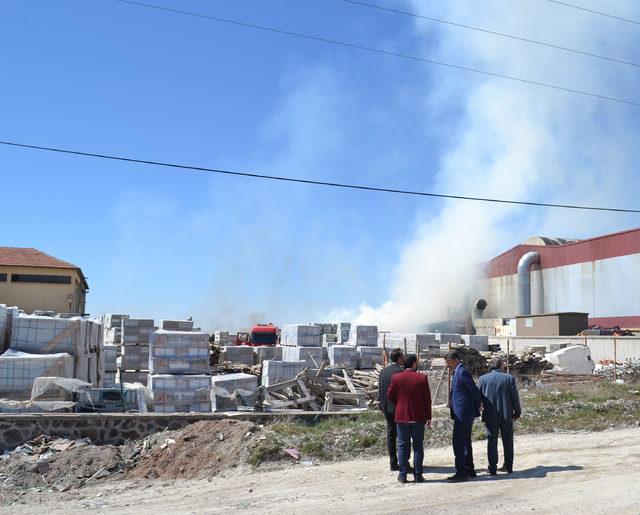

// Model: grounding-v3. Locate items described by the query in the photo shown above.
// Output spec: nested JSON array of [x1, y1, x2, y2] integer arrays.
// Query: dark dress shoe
[[398, 474, 409, 484], [414, 474, 426, 483], [390, 464, 400, 471], [466, 469, 477, 478], [488, 468, 497, 476], [446, 473, 468, 482], [498, 465, 513, 473]]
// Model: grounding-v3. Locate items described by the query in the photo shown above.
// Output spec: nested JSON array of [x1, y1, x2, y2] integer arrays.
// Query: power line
[[341, 0, 640, 69], [543, 0, 640, 26], [1, 140, 638, 214], [111, 0, 640, 108]]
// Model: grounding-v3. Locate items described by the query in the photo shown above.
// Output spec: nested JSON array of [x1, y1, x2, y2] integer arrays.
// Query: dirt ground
[[3, 427, 639, 514]]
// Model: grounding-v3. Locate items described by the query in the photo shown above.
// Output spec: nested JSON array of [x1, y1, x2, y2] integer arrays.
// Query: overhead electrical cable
[[341, 0, 640, 69], [543, 0, 640, 26], [1, 140, 639, 214], [111, 0, 640, 108]]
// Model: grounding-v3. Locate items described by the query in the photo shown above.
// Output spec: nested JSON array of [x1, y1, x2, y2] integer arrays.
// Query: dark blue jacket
[[478, 369, 522, 424], [449, 364, 481, 423]]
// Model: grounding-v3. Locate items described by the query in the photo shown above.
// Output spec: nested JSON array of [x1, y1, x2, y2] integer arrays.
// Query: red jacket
[[387, 369, 432, 423]]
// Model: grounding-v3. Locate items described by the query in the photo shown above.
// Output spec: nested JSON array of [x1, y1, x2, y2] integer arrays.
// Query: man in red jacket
[[387, 354, 432, 484]]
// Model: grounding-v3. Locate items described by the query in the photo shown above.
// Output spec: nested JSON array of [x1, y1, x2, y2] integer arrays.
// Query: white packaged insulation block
[[546, 345, 595, 374], [357, 346, 384, 369], [348, 325, 378, 347], [327, 345, 358, 368], [149, 331, 210, 374], [254, 346, 283, 363], [280, 324, 322, 347], [102, 371, 117, 388], [338, 322, 351, 344], [322, 334, 338, 347], [121, 345, 149, 370], [121, 319, 155, 345], [281, 346, 324, 368], [221, 346, 255, 365], [10, 315, 86, 355], [160, 320, 194, 331], [416, 334, 438, 349], [261, 360, 306, 387], [214, 331, 236, 345], [0, 349, 74, 393], [148, 373, 211, 412], [462, 334, 489, 351], [211, 373, 259, 411]]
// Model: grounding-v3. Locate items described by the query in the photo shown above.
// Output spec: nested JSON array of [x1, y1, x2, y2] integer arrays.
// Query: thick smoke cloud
[[348, 0, 640, 331]]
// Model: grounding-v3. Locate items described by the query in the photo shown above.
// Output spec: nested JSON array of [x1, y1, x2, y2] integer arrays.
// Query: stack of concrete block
[[282, 346, 324, 368], [102, 345, 118, 387], [102, 314, 129, 345], [357, 346, 384, 369], [214, 331, 236, 346], [462, 334, 489, 351], [220, 346, 255, 365], [417, 333, 438, 351], [338, 322, 351, 344], [120, 319, 154, 385], [160, 320, 194, 332], [348, 325, 378, 347], [211, 373, 259, 411], [314, 323, 337, 335], [254, 346, 283, 363], [436, 333, 462, 347], [327, 345, 358, 368], [0, 349, 74, 396], [147, 330, 211, 413], [280, 324, 322, 347], [0, 305, 7, 352], [322, 334, 338, 347], [261, 360, 306, 387], [149, 330, 210, 375], [120, 371, 149, 385], [147, 374, 211, 412]]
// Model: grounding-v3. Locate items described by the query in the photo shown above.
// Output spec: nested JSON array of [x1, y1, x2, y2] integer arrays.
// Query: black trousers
[[384, 412, 410, 466], [485, 419, 514, 471], [452, 419, 475, 475]]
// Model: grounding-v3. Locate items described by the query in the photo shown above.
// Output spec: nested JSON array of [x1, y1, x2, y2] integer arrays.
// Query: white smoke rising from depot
[[350, 0, 640, 331]]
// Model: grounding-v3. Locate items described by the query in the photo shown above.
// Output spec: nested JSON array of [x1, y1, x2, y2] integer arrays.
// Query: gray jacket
[[378, 363, 403, 416], [477, 369, 521, 424]]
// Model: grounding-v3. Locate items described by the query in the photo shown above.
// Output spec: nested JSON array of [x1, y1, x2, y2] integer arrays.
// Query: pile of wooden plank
[[261, 364, 381, 412]]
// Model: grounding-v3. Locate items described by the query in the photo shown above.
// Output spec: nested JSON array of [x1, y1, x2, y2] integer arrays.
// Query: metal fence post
[[614, 337, 618, 382], [447, 342, 451, 407], [506, 338, 510, 374]]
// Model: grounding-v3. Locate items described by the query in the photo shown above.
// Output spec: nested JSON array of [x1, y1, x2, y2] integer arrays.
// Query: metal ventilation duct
[[518, 251, 540, 316]]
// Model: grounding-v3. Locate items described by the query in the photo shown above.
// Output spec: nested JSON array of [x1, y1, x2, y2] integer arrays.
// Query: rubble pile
[[594, 359, 640, 383]]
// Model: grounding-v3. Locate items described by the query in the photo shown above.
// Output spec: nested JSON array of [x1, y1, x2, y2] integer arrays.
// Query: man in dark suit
[[387, 354, 432, 484], [445, 349, 481, 482], [478, 357, 522, 475], [378, 348, 408, 472]]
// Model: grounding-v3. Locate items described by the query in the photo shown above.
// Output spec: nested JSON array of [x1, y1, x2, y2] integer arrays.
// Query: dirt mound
[[128, 419, 258, 480]]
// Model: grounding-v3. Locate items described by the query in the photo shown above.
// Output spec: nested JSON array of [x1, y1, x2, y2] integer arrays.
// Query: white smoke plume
[[348, 0, 640, 331]]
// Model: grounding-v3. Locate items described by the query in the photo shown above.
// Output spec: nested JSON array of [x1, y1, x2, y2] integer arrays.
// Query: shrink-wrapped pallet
[[211, 373, 259, 411], [121, 345, 150, 370], [348, 325, 378, 347], [160, 320, 194, 331], [220, 346, 255, 365], [0, 349, 74, 394], [254, 346, 283, 363], [281, 346, 324, 368], [357, 346, 384, 369], [280, 324, 322, 347], [261, 360, 306, 387], [327, 345, 358, 368], [121, 319, 155, 345], [10, 315, 85, 355], [148, 373, 211, 412]]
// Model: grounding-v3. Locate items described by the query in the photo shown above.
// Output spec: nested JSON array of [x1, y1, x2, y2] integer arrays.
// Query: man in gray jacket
[[477, 357, 521, 475]]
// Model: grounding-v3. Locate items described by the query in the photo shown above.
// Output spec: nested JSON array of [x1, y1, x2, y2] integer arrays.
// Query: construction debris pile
[[594, 359, 640, 383]]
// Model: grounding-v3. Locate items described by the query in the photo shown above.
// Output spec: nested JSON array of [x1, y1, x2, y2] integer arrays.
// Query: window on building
[[0, 273, 6, 282], [11, 274, 72, 284]]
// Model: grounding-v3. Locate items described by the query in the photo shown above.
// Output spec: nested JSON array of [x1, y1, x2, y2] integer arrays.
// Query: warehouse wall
[[477, 253, 640, 325], [0, 265, 86, 314]]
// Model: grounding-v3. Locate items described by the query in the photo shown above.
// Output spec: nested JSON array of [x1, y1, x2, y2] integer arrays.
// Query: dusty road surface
[[4, 427, 640, 514]]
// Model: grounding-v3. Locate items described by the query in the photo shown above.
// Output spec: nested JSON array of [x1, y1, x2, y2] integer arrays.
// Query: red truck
[[236, 323, 279, 346]]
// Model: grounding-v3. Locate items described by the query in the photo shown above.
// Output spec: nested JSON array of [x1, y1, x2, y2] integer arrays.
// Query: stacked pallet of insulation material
[[102, 344, 118, 387], [214, 331, 236, 346], [280, 324, 322, 347], [0, 349, 74, 398], [120, 319, 154, 386], [211, 372, 258, 411], [348, 325, 378, 347], [148, 330, 211, 412], [160, 319, 194, 331], [4, 315, 98, 395], [338, 322, 351, 343]]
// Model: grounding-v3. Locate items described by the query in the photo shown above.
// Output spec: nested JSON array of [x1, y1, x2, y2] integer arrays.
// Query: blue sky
[[2, 0, 639, 330]]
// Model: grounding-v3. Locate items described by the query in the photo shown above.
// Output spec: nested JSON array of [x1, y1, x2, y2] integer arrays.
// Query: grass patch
[[248, 438, 282, 467]]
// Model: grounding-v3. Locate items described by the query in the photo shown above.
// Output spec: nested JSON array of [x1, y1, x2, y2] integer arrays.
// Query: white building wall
[[479, 253, 640, 319]]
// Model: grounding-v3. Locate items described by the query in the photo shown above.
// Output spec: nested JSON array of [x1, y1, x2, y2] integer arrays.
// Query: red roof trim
[[0, 247, 78, 269]]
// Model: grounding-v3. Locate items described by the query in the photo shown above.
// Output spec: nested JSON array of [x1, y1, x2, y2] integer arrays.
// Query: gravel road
[[4, 427, 640, 514]]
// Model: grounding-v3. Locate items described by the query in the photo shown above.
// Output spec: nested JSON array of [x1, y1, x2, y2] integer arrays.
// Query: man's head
[[489, 356, 506, 371], [389, 348, 405, 367], [404, 354, 419, 371], [444, 350, 461, 372]]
